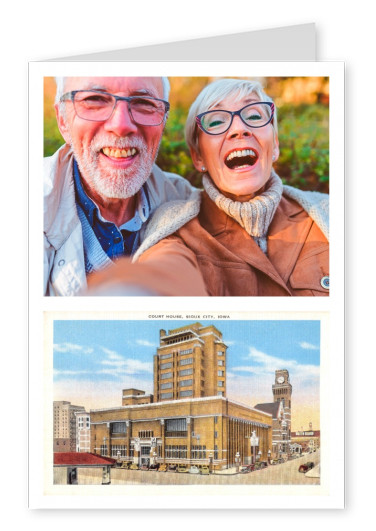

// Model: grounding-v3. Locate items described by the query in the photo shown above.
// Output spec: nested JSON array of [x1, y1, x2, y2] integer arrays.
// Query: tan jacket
[[88, 190, 329, 296]]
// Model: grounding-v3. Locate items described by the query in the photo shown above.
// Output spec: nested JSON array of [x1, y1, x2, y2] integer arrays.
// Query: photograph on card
[[50, 317, 322, 487], [44, 76, 329, 297]]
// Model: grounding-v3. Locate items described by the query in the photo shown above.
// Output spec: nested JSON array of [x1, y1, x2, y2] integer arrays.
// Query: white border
[[28, 62, 344, 509]]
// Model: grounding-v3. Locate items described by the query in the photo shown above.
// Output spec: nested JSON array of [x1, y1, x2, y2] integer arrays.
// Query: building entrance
[[140, 445, 151, 466]]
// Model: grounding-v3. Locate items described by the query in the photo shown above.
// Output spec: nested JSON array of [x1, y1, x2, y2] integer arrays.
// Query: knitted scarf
[[202, 170, 283, 253]]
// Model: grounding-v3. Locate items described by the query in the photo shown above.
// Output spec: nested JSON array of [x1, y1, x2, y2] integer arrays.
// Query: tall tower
[[153, 322, 227, 401], [272, 370, 292, 448]]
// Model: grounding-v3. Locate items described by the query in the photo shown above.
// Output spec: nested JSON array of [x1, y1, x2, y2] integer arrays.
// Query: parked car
[[149, 463, 160, 471], [200, 465, 210, 475], [177, 464, 189, 473], [158, 464, 167, 472], [168, 464, 177, 472], [129, 463, 139, 470], [254, 461, 268, 470], [140, 463, 149, 471], [189, 465, 200, 474], [299, 461, 315, 473], [240, 464, 254, 473]]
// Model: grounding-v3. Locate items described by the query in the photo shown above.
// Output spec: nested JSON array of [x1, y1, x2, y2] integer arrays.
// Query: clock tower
[[272, 370, 292, 452]]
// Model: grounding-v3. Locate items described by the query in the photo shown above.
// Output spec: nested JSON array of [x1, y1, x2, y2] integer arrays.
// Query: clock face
[[277, 376, 285, 384]]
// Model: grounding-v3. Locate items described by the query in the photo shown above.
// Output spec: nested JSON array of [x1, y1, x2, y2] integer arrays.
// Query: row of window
[[108, 444, 212, 461], [160, 389, 193, 399], [138, 430, 154, 438]]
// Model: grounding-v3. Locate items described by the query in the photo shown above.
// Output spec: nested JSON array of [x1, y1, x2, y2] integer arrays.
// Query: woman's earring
[[201, 166, 206, 172]]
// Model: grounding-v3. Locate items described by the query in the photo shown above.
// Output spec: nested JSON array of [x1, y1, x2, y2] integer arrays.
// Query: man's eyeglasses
[[195, 102, 275, 135], [60, 90, 170, 126]]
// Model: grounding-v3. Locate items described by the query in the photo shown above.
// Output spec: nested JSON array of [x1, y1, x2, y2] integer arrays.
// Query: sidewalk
[[305, 464, 320, 478], [213, 467, 238, 475]]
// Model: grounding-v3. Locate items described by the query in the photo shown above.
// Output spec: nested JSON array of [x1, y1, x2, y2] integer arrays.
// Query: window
[[161, 392, 173, 399], [179, 368, 193, 376], [180, 349, 193, 355], [217, 351, 224, 356], [180, 389, 193, 397], [218, 370, 224, 376], [160, 382, 173, 390], [218, 381, 224, 387], [179, 379, 193, 387], [100, 445, 108, 456], [141, 446, 151, 456], [161, 372, 173, 379], [111, 422, 126, 434], [165, 445, 187, 459], [160, 362, 173, 369], [111, 445, 127, 458], [165, 418, 187, 436], [191, 445, 206, 459], [138, 430, 154, 438], [214, 444, 218, 460], [159, 353, 172, 360], [214, 416, 218, 424], [214, 431, 218, 438], [217, 391, 224, 396], [180, 357, 193, 366], [218, 360, 224, 366]]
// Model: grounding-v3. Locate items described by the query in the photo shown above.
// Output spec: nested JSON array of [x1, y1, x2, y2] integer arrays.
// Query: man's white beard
[[70, 133, 159, 199]]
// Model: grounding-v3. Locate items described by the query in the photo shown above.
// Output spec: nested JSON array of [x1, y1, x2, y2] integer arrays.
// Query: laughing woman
[[88, 78, 329, 296]]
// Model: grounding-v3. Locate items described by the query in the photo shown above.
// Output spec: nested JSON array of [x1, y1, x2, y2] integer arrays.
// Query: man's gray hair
[[185, 78, 278, 154], [54, 76, 170, 104]]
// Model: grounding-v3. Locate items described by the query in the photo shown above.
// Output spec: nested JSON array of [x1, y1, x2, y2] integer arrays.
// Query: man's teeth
[[102, 147, 137, 158], [226, 149, 256, 161]]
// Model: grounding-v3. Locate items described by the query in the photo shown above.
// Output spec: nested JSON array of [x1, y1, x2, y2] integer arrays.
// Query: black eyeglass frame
[[195, 101, 275, 135], [60, 90, 170, 125]]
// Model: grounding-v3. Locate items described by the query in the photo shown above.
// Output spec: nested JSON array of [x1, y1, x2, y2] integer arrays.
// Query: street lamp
[[257, 450, 262, 462], [209, 452, 213, 473], [235, 451, 241, 473]]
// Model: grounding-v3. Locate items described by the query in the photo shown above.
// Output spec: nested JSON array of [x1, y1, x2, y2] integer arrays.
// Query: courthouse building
[[89, 323, 273, 469]]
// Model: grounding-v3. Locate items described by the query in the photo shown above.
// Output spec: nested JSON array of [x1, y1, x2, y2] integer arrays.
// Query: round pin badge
[[320, 276, 329, 289]]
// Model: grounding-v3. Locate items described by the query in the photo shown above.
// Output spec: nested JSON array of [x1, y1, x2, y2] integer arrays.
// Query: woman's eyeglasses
[[196, 102, 274, 135]]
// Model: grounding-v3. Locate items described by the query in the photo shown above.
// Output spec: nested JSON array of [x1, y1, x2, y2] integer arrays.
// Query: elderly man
[[44, 76, 197, 296]]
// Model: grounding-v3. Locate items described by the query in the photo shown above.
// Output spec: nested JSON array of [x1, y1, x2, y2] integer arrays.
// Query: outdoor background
[[44, 76, 329, 193]]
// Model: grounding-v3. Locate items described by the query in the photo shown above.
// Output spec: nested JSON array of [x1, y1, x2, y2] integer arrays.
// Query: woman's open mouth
[[225, 148, 258, 170]]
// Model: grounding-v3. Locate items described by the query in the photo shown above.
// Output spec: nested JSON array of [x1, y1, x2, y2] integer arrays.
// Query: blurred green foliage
[[44, 99, 329, 194], [44, 114, 65, 157], [275, 104, 329, 193]]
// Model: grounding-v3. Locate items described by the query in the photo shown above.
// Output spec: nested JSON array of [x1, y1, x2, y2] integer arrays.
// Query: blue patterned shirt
[[73, 160, 150, 260]]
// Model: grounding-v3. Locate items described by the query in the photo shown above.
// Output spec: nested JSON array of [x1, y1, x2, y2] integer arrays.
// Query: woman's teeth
[[226, 149, 257, 161], [225, 149, 258, 169], [102, 147, 137, 158]]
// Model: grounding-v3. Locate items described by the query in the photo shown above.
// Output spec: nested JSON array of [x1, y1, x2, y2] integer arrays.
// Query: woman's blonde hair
[[185, 78, 278, 154]]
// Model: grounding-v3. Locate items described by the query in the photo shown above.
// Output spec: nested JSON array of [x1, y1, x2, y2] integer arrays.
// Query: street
[[104, 450, 321, 486]]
